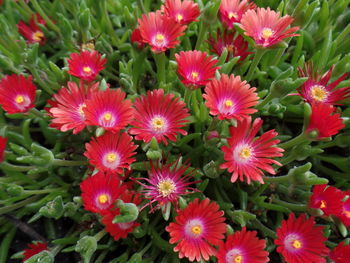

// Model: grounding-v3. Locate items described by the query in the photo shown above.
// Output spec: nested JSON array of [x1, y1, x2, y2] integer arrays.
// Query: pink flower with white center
[[219, 0, 256, 28], [161, 0, 200, 25]]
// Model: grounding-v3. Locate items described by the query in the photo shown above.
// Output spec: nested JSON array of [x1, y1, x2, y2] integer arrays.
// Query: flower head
[[306, 103, 344, 140], [0, 136, 7, 163], [330, 242, 350, 263], [0, 74, 36, 114], [131, 28, 144, 49], [203, 74, 259, 120], [296, 63, 350, 105], [275, 213, 329, 263], [219, 0, 256, 28], [129, 89, 190, 145], [308, 184, 344, 216], [17, 14, 46, 45], [217, 227, 269, 263], [84, 88, 133, 132], [84, 132, 138, 174], [80, 172, 126, 214], [47, 81, 99, 134], [68, 50, 106, 82], [207, 29, 252, 63], [176, 50, 219, 88], [240, 8, 299, 48], [166, 198, 226, 262], [136, 157, 197, 211], [161, 0, 200, 25], [339, 198, 350, 227], [23, 242, 49, 261], [220, 117, 284, 184], [101, 190, 141, 241], [138, 10, 186, 53]]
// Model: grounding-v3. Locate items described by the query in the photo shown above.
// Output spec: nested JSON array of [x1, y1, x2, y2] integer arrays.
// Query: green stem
[[264, 175, 290, 183], [24, 188, 63, 195], [154, 52, 166, 84], [248, 219, 276, 239], [245, 49, 267, 82], [94, 230, 106, 242], [0, 162, 35, 172], [29, 108, 46, 119], [137, 0, 146, 14], [0, 227, 16, 263], [195, 21, 207, 50], [18, 0, 34, 18], [278, 133, 309, 150], [256, 93, 273, 110], [52, 159, 87, 166], [0, 195, 40, 215], [272, 199, 307, 212]]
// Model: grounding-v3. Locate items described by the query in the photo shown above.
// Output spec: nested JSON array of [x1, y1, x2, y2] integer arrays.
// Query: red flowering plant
[[1, 0, 350, 262]]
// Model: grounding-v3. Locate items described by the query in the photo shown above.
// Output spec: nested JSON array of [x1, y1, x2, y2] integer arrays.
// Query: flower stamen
[[157, 179, 176, 197], [98, 194, 109, 204], [15, 95, 25, 104], [261, 27, 274, 40], [310, 85, 328, 102], [32, 31, 44, 42]]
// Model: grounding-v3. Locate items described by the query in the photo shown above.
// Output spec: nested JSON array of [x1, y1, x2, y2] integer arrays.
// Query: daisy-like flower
[[0, 74, 36, 114], [17, 14, 46, 45], [217, 227, 269, 263], [306, 103, 345, 140], [207, 29, 252, 63], [67, 50, 107, 82], [129, 89, 190, 145], [84, 132, 138, 174], [0, 136, 7, 163], [308, 184, 344, 216], [80, 172, 126, 214], [330, 242, 350, 263], [101, 190, 141, 241], [296, 63, 350, 105], [175, 50, 219, 88], [84, 88, 133, 133], [220, 117, 284, 184], [161, 0, 200, 25], [131, 28, 144, 49], [138, 10, 186, 53], [275, 213, 329, 263], [166, 198, 226, 262], [136, 157, 197, 211], [47, 81, 99, 134], [339, 198, 350, 227], [219, 0, 256, 28], [203, 74, 259, 120], [23, 242, 49, 261], [240, 8, 299, 48]]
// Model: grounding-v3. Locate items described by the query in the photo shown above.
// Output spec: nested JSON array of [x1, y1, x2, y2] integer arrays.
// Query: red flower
[[131, 28, 144, 49], [207, 29, 252, 63], [166, 198, 226, 262], [17, 14, 46, 45], [219, 0, 256, 28], [161, 0, 200, 25], [220, 117, 284, 184], [0, 74, 36, 114], [275, 213, 329, 263], [203, 74, 259, 120], [23, 242, 48, 261], [84, 88, 133, 132], [135, 157, 197, 211], [306, 103, 344, 140], [175, 50, 219, 88], [101, 190, 141, 241], [339, 198, 350, 227], [84, 132, 138, 174], [80, 172, 126, 214], [217, 227, 269, 263], [308, 184, 345, 216], [67, 50, 106, 82], [240, 8, 299, 48], [138, 10, 186, 53], [0, 136, 7, 163], [47, 81, 99, 134], [129, 89, 190, 145], [330, 242, 350, 263], [296, 63, 350, 105]]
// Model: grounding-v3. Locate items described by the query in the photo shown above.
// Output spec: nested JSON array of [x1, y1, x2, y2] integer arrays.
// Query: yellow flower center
[[292, 239, 302, 249], [15, 95, 25, 104], [226, 44, 235, 53], [191, 225, 202, 235], [224, 99, 233, 108], [157, 179, 176, 197], [151, 117, 166, 131], [234, 255, 242, 263], [239, 147, 251, 159], [261, 27, 273, 40], [177, 14, 183, 22], [344, 211, 350, 218], [228, 12, 238, 19], [155, 33, 165, 44], [32, 31, 44, 42], [103, 112, 113, 121], [310, 85, 327, 102], [98, 194, 109, 204], [320, 200, 326, 209], [106, 152, 117, 163], [83, 66, 92, 74], [191, 71, 199, 80]]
